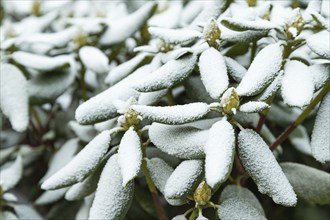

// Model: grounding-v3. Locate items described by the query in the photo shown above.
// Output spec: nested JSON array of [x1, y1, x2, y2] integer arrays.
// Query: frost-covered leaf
[[75, 65, 152, 125], [224, 56, 246, 83], [238, 129, 297, 206], [220, 185, 265, 215], [281, 162, 330, 205], [311, 12, 330, 31], [28, 68, 75, 104], [41, 130, 111, 190], [218, 198, 267, 220], [146, 147, 181, 168], [306, 30, 330, 59], [309, 64, 330, 90], [221, 28, 269, 43], [105, 53, 149, 85], [0, 63, 28, 132], [134, 54, 197, 92], [13, 204, 43, 220], [69, 121, 96, 143], [172, 215, 187, 220], [99, 2, 157, 46], [184, 76, 216, 103], [79, 46, 109, 74], [161, 48, 194, 64], [138, 89, 168, 106], [40, 139, 80, 183], [2, 211, 19, 220], [65, 163, 103, 201], [118, 127, 142, 186], [289, 125, 312, 156], [149, 27, 201, 44], [204, 119, 235, 189], [255, 70, 284, 101], [164, 160, 204, 200], [132, 102, 209, 125], [236, 43, 283, 96], [149, 123, 207, 159], [12, 51, 71, 72], [89, 154, 134, 219], [311, 92, 330, 163], [281, 61, 314, 107], [76, 196, 93, 220], [239, 101, 269, 113], [221, 18, 276, 31], [35, 187, 68, 205], [199, 48, 229, 99], [0, 155, 23, 191]]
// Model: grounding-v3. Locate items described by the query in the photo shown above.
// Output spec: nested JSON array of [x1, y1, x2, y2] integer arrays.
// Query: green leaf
[[0, 63, 29, 132], [238, 129, 297, 206], [281, 162, 330, 205], [89, 154, 134, 219]]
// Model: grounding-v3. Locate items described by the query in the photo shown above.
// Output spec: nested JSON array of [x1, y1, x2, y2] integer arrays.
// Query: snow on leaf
[[148, 27, 201, 44], [172, 215, 187, 220], [79, 46, 109, 74], [118, 127, 142, 186], [224, 56, 246, 83], [105, 53, 149, 85], [288, 125, 312, 156], [220, 185, 265, 215], [281, 60, 314, 108], [148, 1, 182, 28], [0, 155, 23, 191], [281, 162, 330, 205], [218, 198, 267, 220], [221, 27, 269, 43], [239, 101, 269, 113], [3, 212, 19, 220], [309, 63, 330, 90], [89, 154, 134, 220], [255, 70, 284, 101], [238, 129, 297, 206], [0, 63, 29, 132], [13, 204, 43, 220], [40, 139, 80, 183], [28, 68, 76, 104], [12, 51, 71, 72], [138, 89, 168, 106], [99, 2, 157, 46], [75, 65, 152, 125], [311, 91, 330, 163], [236, 43, 283, 96], [204, 119, 235, 189], [35, 188, 68, 205], [161, 48, 194, 64], [69, 121, 97, 143], [164, 160, 204, 200], [131, 102, 209, 125], [199, 48, 229, 99], [149, 123, 208, 159], [221, 17, 276, 31], [41, 130, 111, 190], [184, 76, 216, 103], [65, 163, 103, 201], [134, 54, 197, 92], [306, 30, 330, 59]]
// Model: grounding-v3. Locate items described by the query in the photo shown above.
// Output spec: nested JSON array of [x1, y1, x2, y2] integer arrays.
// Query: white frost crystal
[[89, 154, 134, 219], [281, 162, 330, 205], [79, 46, 109, 74], [236, 43, 283, 96], [164, 160, 204, 200], [281, 60, 314, 108], [149, 123, 208, 159], [41, 130, 111, 190], [0, 63, 29, 132], [311, 92, 330, 163], [199, 48, 229, 99], [132, 102, 209, 125], [238, 129, 297, 206], [118, 127, 142, 186], [204, 119, 235, 188]]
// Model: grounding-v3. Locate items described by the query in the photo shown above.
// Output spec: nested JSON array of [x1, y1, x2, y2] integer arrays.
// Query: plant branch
[[270, 80, 330, 151]]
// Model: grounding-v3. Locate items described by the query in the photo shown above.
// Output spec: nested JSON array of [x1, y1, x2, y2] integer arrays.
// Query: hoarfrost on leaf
[[131, 102, 209, 125], [199, 47, 229, 99], [0, 63, 29, 132], [118, 127, 142, 186], [236, 43, 283, 96], [0, 155, 23, 191], [41, 130, 111, 190], [306, 30, 330, 59], [309, 64, 330, 90], [148, 27, 201, 44], [239, 101, 270, 113], [221, 17, 276, 31], [79, 46, 109, 74], [311, 91, 330, 163], [238, 129, 297, 206], [224, 56, 246, 83], [204, 119, 235, 189]]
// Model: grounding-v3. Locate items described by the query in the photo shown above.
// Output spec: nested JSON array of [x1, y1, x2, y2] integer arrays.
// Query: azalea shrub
[[1, 0, 330, 220]]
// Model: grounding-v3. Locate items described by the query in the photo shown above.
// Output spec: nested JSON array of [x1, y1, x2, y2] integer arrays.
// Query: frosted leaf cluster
[[1, 0, 329, 219]]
